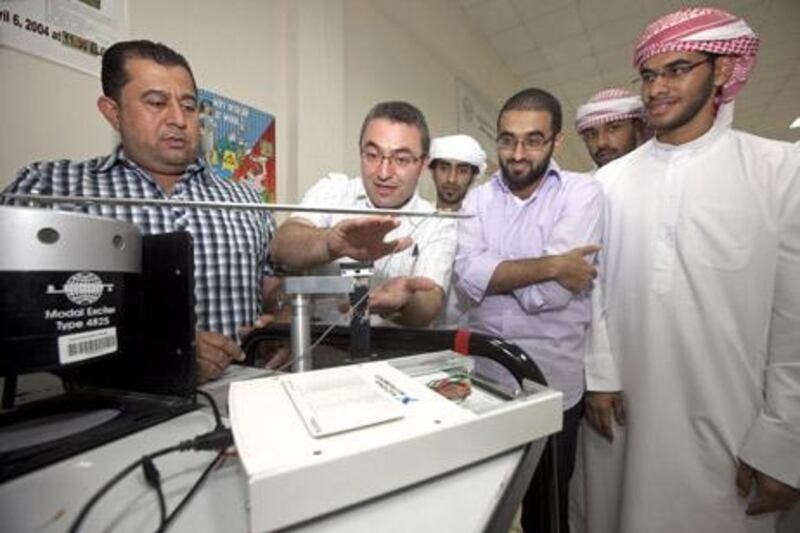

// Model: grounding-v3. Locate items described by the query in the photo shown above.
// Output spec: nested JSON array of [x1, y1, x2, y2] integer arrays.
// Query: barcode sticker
[[58, 327, 118, 364]]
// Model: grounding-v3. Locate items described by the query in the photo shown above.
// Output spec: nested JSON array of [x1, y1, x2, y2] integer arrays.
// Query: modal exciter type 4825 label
[[0, 270, 138, 371]]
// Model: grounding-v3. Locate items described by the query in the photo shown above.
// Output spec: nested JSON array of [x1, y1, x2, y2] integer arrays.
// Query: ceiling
[[458, 0, 800, 169]]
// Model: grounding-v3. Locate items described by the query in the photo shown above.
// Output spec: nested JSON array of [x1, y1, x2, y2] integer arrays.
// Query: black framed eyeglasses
[[360, 149, 423, 169], [632, 57, 714, 86], [496, 133, 555, 152]]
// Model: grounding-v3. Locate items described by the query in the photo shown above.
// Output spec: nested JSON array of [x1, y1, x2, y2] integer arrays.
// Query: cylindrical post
[[348, 278, 370, 359], [291, 294, 312, 372]]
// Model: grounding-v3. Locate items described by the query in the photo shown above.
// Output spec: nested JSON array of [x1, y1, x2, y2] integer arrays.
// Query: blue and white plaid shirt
[[3, 147, 274, 338]]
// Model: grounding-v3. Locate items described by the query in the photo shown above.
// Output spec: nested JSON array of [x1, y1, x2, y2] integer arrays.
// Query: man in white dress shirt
[[270, 101, 455, 327], [585, 7, 800, 533]]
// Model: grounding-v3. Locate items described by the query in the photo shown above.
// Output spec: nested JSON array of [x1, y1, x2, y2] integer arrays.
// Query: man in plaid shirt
[[2, 40, 274, 382]]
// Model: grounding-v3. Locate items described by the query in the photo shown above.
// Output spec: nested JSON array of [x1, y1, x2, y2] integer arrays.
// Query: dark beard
[[500, 144, 554, 192], [656, 68, 716, 133], [593, 133, 638, 167]]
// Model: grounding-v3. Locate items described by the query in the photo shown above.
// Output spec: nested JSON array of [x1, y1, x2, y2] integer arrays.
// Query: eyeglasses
[[633, 57, 713, 85], [360, 149, 423, 169], [496, 134, 555, 153]]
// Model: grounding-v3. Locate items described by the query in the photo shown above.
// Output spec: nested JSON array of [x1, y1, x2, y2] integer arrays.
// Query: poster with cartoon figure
[[197, 89, 276, 202]]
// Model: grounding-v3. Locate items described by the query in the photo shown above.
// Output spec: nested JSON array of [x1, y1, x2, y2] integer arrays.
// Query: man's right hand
[[551, 244, 600, 293], [195, 330, 245, 384], [326, 216, 413, 261], [586, 390, 626, 442]]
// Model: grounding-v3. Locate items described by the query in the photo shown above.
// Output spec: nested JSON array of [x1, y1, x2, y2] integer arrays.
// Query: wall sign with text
[[0, 0, 128, 76]]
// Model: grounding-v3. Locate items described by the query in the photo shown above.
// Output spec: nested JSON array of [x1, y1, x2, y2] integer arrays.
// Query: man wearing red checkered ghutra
[[582, 7, 800, 533]]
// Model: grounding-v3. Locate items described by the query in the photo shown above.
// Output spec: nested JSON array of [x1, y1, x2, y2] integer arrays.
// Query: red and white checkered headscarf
[[575, 88, 645, 133], [634, 7, 759, 103]]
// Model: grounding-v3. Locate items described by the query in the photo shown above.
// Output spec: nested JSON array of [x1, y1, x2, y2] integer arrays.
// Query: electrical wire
[[150, 388, 230, 531], [193, 389, 223, 429], [67, 444, 181, 533], [69, 389, 231, 532], [155, 450, 226, 532], [141, 455, 167, 527]]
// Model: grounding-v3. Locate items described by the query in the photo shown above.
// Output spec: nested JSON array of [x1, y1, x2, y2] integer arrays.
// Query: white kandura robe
[[585, 108, 800, 533]]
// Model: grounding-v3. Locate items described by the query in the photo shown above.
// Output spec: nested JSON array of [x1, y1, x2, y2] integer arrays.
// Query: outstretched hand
[[369, 276, 437, 317], [326, 216, 412, 261]]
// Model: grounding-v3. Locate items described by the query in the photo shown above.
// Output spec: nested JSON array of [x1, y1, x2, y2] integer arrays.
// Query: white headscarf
[[429, 134, 487, 175]]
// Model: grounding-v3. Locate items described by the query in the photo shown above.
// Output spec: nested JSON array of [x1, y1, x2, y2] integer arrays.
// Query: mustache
[[504, 158, 533, 168], [161, 131, 188, 141], [645, 96, 677, 108], [594, 149, 618, 158]]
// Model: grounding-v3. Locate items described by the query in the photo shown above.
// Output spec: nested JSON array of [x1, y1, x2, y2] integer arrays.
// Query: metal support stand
[[290, 294, 312, 373], [283, 275, 358, 373]]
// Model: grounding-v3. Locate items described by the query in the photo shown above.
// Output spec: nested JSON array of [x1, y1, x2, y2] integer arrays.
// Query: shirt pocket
[[683, 205, 759, 271]]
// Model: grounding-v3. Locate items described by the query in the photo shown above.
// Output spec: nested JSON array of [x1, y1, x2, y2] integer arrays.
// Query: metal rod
[[291, 294, 312, 373], [2, 193, 471, 219]]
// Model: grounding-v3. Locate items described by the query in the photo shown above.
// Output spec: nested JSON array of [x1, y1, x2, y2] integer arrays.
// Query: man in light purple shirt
[[454, 88, 603, 533]]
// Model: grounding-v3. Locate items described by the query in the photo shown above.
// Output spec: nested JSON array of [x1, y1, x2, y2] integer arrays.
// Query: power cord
[[142, 455, 167, 526], [155, 449, 226, 533], [68, 389, 232, 533], [193, 389, 223, 429], [67, 444, 181, 533]]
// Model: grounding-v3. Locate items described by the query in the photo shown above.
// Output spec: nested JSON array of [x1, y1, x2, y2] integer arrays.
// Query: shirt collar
[[651, 104, 732, 156], [99, 145, 209, 182]]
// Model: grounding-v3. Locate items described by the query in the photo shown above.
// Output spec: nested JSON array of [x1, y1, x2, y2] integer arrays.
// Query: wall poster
[[198, 89, 277, 203]]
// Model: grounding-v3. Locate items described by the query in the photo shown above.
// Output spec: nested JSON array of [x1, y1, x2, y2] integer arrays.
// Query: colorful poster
[[198, 89, 276, 203], [0, 0, 129, 77]]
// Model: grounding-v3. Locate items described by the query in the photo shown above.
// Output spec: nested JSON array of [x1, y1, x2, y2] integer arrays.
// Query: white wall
[[0, 0, 291, 199], [341, 0, 521, 201], [0, 46, 114, 184], [0, 0, 524, 204]]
